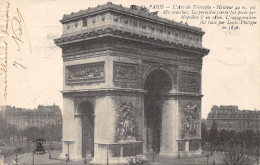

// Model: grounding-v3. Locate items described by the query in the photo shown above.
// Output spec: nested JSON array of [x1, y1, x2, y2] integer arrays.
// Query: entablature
[[56, 2, 206, 48], [54, 28, 209, 58]]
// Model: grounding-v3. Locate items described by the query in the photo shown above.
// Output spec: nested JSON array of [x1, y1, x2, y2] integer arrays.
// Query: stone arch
[[142, 65, 175, 91], [75, 98, 95, 116], [143, 66, 174, 153], [76, 100, 95, 158]]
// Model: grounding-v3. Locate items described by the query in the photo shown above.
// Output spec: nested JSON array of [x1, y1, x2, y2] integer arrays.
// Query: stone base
[[91, 156, 129, 164], [159, 151, 179, 157], [95, 141, 142, 157], [91, 154, 146, 164], [158, 149, 202, 158], [178, 149, 203, 158], [92, 141, 144, 164], [59, 152, 84, 161]]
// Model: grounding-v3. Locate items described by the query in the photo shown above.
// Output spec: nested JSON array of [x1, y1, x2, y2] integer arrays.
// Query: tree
[[0, 111, 5, 139], [9, 125, 18, 144], [14, 146, 23, 165], [201, 120, 208, 145], [224, 147, 251, 165], [219, 129, 229, 145], [209, 120, 218, 146], [24, 127, 42, 141], [239, 130, 255, 148]]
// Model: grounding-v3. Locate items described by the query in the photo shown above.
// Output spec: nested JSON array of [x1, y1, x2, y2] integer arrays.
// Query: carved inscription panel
[[113, 62, 138, 82], [179, 71, 200, 93], [66, 62, 104, 84]]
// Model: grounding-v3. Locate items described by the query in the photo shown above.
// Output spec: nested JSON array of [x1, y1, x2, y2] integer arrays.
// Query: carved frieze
[[113, 62, 138, 82], [181, 102, 199, 138], [66, 62, 104, 84], [179, 71, 200, 93], [116, 102, 136, 142]]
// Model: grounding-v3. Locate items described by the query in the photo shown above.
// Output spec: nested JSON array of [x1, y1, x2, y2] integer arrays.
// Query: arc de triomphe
[[54, 2, 209, 163]]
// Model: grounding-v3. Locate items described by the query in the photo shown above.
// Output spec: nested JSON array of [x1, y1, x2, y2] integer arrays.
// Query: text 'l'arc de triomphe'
[[54, 2, 209, 164]]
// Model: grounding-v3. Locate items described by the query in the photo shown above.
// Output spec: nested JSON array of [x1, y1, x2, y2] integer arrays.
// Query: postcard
[[0, 0, 259, 165]]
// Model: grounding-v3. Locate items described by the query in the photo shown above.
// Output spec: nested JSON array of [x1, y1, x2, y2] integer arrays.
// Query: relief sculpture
[[182, 102, 199, 137], [116, 102, 136, 142], [114, 63, 137, 81], [66, 62, 104, 83]]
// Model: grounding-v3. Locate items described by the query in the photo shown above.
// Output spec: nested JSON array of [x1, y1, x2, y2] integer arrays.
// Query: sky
[[0, 0, 259, 118]]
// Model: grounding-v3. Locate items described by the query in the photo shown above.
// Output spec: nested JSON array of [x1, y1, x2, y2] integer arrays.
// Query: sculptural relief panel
[[113, 62, 138, 82], [116, 102, 136, 142], [66, 62, 104, 84], [180, 101, 201, 139]]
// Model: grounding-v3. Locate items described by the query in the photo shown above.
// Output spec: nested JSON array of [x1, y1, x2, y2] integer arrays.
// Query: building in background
[[206, 105, 260, 132], [0, 104, 62, 130]]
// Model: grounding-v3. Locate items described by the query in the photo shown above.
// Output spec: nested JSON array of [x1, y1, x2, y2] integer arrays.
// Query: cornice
[[146, 92, 203, 98], [61, 2, 203, 34], [61, 88, 146, 97], [54, 27, 210, 56], [62, 88, 203, 98]]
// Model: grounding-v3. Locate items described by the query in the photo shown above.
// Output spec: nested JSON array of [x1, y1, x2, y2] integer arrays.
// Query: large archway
[[77, 101, 95, 158], [144, 69, 172, 153]]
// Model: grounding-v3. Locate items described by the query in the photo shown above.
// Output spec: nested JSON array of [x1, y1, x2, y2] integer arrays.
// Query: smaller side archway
[[77, 100, 95, 158]]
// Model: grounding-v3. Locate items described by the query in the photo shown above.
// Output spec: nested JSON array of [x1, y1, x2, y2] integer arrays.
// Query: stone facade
[[0, 105, 62, 130], [54, 2, 209, 163], [207, 105, 260, 133]]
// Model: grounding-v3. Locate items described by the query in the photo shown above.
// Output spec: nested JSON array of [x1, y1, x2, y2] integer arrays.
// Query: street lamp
[[14, 146, 22, 165], [206, 153, 211, 165], [48, 141, 52, 159], [65, 153, 68, 165], [48, 135, 53, 159], [64, 141, 74, 162], [27, 140, 30, 154], [84, 153, 87, 164], [106, 145, 109, 165]]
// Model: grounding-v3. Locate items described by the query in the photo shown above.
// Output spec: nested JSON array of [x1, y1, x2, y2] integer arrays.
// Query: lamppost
[[14, 146, 22, 165], [84, 153, 87, 164], [65, 153, 68, 165], [257, 149, 259, 165], [64, 141, 74, 162], [106, 145, 109, 165], [48, 141, 52, 159], [27, 140, 30, 154], [32, 151, 34, 165], [206, 153, 211, 165]]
